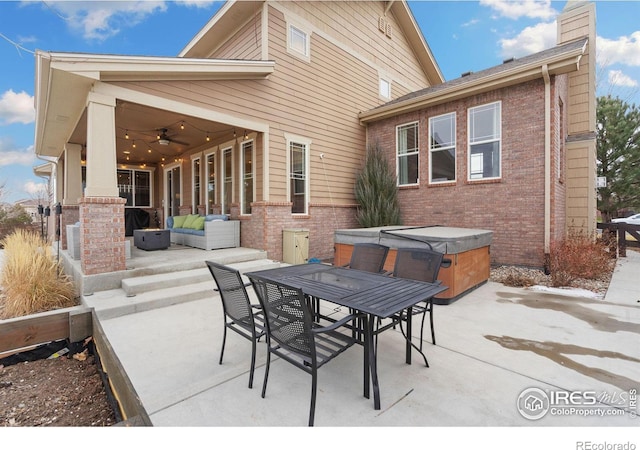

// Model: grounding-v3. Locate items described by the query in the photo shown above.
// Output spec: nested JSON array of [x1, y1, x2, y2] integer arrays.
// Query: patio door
[[164, 164, 181, 220]]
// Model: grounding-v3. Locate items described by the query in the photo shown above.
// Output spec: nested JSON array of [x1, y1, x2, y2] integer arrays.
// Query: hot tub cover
[[335, 225, 493, 254]]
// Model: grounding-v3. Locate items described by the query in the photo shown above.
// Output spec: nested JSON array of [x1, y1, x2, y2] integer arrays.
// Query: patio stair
[[81, 253, 283, 320]]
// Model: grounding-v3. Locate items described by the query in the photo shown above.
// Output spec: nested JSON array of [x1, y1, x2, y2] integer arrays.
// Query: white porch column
[[64, 143, 83, 205], [84, 92, 118, 197]]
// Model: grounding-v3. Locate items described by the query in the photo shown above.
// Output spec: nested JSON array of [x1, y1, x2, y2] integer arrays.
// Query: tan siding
[[272, 1, 430, 95], [210, 11, 262, 60]]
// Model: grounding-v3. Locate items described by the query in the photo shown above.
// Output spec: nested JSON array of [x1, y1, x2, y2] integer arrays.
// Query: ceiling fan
[[153, 128, 189, 146]]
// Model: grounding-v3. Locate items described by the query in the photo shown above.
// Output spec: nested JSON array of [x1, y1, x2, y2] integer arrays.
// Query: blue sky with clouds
[[1, 0, 639, 204]]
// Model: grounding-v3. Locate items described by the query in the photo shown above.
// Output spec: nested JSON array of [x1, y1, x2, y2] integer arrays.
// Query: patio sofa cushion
[[167, 214, 239, 250], [192, 216, 206, 231], [182, 214, 200, 229], [172, 215, 188, 228]]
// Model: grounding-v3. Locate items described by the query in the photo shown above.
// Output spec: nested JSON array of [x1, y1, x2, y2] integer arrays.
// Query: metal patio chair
[[391, 247, 445, 346], [206, 260, 266, 389], [374, 247, 450, 367], [345, 242, 390, 273], [313, 242, 390, 327], [248, 274, 363, 426]]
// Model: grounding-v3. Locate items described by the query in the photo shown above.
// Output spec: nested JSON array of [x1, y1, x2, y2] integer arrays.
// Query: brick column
[[79, 197, 126, 275], [60, 205, 79, 250]]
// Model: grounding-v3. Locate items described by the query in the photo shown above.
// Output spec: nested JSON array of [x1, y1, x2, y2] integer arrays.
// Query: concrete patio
[[80, 246, 640, 431]]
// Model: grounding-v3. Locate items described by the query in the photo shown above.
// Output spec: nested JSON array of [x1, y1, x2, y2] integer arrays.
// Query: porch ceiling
[[70, 101, 238, 166]]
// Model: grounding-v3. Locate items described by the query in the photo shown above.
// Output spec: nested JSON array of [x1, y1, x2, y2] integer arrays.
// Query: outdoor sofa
[[166, 214, 240, 250]]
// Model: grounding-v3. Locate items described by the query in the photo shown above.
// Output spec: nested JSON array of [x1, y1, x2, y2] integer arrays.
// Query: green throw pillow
[[182, 214, 199, 229], [192, 216, 205, 230], [172, 215, 188, 228]]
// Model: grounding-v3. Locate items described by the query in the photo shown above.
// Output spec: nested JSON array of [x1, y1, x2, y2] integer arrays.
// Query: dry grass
[[548, 229, 615, 288], [0, 229, 77, 319]]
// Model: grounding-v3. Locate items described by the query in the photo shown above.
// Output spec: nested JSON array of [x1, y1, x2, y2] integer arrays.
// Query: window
[[118, 168, 151, 207], [379, 78, 391, 99], [468, 102, 501, 180], [429, 113, 456, 183], [222, 147, 233, 215], [241, 140, 254, 215], [206, 152, 216, 214], [397, 122, 419, 185], [286, 134, 310, 214], [192, 157, 201, 213], [288, 24, 309, 58]]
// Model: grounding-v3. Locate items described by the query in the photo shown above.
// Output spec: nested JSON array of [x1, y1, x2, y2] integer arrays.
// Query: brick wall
[[79, 197, 126, 275], [367, 78, 560, 268], [60, 205, 79, 250], [241, 202, 357, 262]]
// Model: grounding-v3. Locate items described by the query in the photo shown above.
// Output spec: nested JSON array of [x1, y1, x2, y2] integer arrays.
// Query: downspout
[[542, 64, 551, 271], [384, 1, 394, 15]]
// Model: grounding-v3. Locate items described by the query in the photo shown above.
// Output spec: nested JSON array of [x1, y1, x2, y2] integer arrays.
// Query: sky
[[1, 0, 639, 205]]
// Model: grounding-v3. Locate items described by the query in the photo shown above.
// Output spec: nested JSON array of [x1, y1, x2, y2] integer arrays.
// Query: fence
[[597, 222, 640, 257]]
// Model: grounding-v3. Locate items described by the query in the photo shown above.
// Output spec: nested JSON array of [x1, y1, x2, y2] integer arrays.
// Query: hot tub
[[334, 226, 493, 304]]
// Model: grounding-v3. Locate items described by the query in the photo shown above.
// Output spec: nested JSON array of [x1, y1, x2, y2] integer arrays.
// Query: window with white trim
[[222, 147, 233, 215], [397, 122, 419, 185], [206, 152, 216, 214], [286, 134, 310, 214], [468, 101, 501, 180], [429, 112, 456, 183], [241, 140, 254, 215], [118, 168, 152, 207], [379, 78, 391, 99], [288, 24, 309, 59], [192, 156, 201, 212]]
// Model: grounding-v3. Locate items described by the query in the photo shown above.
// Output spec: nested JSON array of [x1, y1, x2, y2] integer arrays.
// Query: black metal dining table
[[245, 263, 448, 410]]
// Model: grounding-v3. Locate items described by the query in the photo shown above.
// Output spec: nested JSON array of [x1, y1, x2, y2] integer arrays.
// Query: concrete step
[[84, 258, 283, 320], [121, 258, 281, 295]]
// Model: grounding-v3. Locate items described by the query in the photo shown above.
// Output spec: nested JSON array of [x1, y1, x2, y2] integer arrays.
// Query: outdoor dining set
[[205, 243, 449, 426]]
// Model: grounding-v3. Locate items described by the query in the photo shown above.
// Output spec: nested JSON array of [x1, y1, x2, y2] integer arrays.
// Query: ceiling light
[[158, 138, 170, 146]]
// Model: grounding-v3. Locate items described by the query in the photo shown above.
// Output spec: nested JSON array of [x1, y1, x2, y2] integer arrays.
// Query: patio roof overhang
[[34, 50, 275, 159], [358, 38, 587, 124]]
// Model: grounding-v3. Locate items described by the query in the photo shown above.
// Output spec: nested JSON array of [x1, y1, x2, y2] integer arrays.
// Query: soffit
[[34, 51, 273, 160]]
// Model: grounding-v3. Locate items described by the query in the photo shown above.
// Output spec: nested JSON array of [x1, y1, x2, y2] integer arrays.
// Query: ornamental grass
[[0, 229, 76, 319]]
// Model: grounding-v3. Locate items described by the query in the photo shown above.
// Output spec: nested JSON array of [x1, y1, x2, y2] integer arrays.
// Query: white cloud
[[597, 32, 640, 67], [480, 0, 557, 20], [499, 21, 557, 59], [462, 19, 480, 28], [23, 180, 47, 195], [608, 70, 638, 88], [0, 139, 35, 167], [49, 1, 169, 41], [0, 90, 35, 125], [0, 150, 35, 167]]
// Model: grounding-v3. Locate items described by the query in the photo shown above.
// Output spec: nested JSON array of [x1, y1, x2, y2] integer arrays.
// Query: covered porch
[[34, 51, 274, 277]]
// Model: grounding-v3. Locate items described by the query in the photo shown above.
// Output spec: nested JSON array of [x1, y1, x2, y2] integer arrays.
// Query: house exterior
[[32, 0, 596, 275], [361, 1, 597, 268]]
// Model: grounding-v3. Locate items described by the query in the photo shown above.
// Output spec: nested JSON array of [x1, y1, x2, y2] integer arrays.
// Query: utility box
[[283, 228, 309, 264]]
